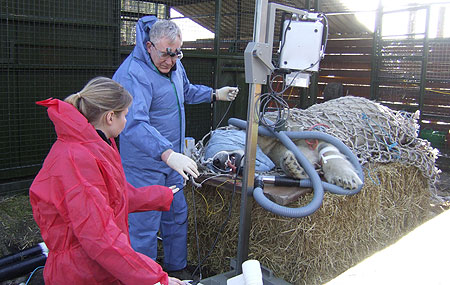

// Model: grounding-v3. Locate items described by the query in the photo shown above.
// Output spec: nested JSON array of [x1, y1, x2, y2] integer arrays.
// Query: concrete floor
[[326, 208, 450, 285], [326, 150, 450, 285]]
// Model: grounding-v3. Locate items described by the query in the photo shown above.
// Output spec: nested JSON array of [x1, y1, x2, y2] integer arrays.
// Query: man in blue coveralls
[[113, 16, 239, 279]]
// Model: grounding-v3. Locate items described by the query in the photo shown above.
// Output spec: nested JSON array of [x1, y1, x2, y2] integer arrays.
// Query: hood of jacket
[[132, 15, 158, 72], [36, 98, 104, 144]]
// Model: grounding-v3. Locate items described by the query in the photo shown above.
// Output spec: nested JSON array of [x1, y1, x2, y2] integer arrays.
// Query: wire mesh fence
[[372, 4, 450, 155], [1, 0, 251, 191], [1, 0, 121, 186]]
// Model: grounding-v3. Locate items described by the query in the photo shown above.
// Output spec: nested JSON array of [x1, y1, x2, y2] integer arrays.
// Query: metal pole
[[214, 0, 222, 87], [308, 0, 320, 105], [418, 5, 430, 135], [235, 0, 268, 275], [235, 0, 242, 52], [213, 0, 222, 129], [370, 0, 383, 100]]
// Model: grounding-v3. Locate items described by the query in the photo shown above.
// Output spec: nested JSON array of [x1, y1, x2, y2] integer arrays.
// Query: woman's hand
[[169, 185, 180, 194], [168, 276, 186, 285]]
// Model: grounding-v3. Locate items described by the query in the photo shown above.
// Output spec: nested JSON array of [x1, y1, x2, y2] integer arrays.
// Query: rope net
[[193, 96, 441, 199]]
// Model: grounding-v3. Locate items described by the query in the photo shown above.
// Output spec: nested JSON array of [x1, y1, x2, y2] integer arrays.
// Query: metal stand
[[197, 1, 314, 284]]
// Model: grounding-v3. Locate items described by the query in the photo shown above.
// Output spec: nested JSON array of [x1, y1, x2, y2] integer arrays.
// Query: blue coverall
[[112, 16, 212, 271]]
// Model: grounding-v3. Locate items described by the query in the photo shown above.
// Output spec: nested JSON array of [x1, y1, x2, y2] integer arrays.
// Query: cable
[[278, 17, 292, 59], [190, 157, 244, 284], [191, 181, 203, 281], [25, 266, 44, 285], [256, 91, 290, 130], [319, 13, 329, 60], [214, 99, 235, 129], [199, 173, 236, 186], [255, 72, 291, 130]]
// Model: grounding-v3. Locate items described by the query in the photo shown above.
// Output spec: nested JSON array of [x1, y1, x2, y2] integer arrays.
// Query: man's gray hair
[[149, 19, 182, 44]]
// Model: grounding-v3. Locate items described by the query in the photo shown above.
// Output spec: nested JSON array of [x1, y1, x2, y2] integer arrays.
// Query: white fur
[[258, 136, 363, 190]]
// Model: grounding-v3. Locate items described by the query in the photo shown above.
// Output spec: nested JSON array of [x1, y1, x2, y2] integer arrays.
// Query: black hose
[[0, 246, 42, 268], [0, 254, 46, 282]]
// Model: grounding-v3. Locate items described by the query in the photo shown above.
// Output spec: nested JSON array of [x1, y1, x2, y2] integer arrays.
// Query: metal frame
[[370, 3, 431, 134], [200, 1, 301, 284], [201, 1, 317, 284]]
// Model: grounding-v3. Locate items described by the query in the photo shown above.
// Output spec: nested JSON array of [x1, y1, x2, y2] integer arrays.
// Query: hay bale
[[186, 163, 434, 284]]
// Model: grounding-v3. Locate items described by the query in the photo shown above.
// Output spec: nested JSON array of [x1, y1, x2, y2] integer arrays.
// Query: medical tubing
[[256, 130, 324, 217], [281, 130, 364, 194], [264, 175, 361, 195], [228, 118, 364, 195], [228, 118, 363, 218], [229, 118, 324, 217]]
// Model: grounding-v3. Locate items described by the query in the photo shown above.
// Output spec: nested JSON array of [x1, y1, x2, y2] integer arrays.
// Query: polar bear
[[257, 136, 362, 190], [207, 134, 362, 190], [202, 96, 421, 191]]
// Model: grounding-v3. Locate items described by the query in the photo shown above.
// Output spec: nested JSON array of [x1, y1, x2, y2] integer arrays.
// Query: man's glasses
[[151, 42, 183, 60]]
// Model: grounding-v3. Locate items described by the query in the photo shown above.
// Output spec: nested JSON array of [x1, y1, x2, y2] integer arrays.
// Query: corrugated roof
[[168, 0, 373, 41]]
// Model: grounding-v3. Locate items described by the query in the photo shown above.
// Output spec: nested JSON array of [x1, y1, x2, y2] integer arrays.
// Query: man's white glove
[[165, 151, 199, 180], [216, 86, 239, 101]]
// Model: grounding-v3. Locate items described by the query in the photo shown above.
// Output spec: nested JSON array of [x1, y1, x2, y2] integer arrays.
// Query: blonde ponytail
[[64, 77, 132, 123]]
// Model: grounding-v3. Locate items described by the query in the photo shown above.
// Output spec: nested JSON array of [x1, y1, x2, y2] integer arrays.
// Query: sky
[[170, 9, 214, 41]]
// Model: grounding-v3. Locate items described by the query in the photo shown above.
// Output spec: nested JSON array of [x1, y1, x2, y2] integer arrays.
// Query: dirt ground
[[0, 195, 43, 285]]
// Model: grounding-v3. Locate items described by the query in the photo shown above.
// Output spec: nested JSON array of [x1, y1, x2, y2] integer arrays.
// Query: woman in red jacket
[[29, 77, 185, 285]]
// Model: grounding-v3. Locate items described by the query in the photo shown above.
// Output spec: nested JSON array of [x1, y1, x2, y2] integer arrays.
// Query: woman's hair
[[64, 77, 132, 123], [149, 19, 182, 45]]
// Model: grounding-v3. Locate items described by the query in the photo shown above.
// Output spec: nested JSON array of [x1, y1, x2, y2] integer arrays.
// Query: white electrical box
[[279, 20, 324, 72], [286, 71, 310, 88]]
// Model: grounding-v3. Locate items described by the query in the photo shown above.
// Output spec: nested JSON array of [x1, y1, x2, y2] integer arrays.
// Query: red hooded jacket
[[30, 98, 173, 284]]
